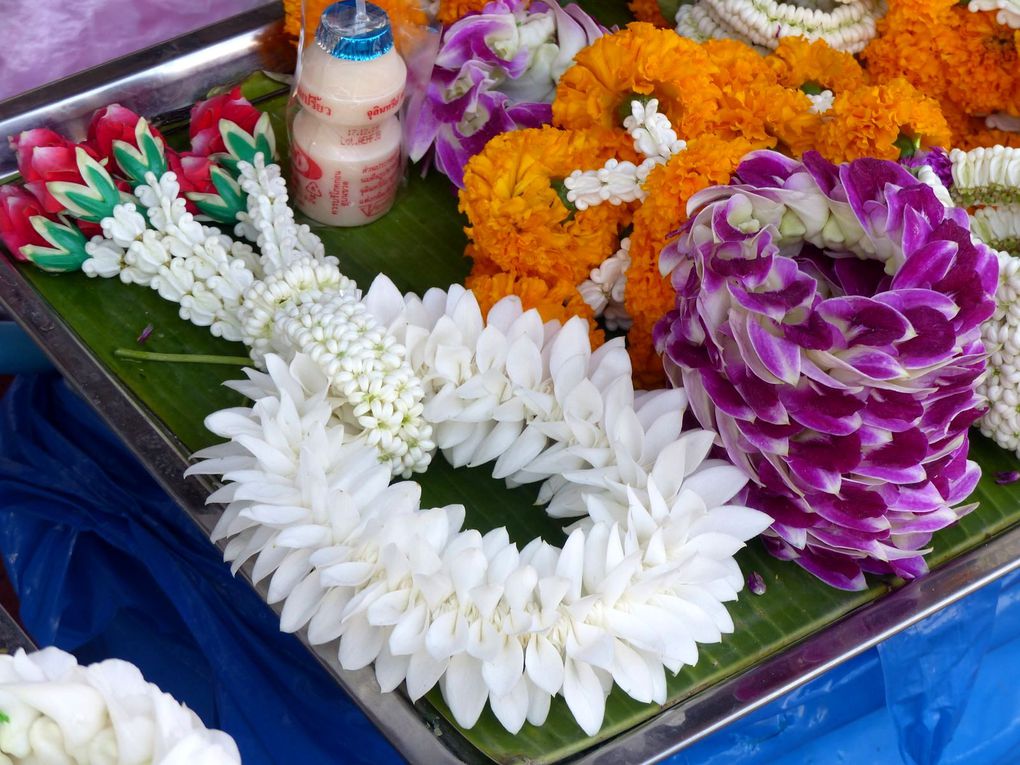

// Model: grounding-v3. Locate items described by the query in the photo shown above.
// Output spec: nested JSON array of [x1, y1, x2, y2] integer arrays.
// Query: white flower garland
[[61, 111, 772, 737], [578, 238, 632, 331], [188, 282, 772, 736], [977, 249, 1020, 455], [674, 0, 880, 53], [75, 123, 432, 477], [564, 99, 685, 211], [566, 99, 684, 329], [0, 647, 239, 764], [971, 205, 1020, 255], [950, 145, 1020, 207], [948, 146, 1020, 455]]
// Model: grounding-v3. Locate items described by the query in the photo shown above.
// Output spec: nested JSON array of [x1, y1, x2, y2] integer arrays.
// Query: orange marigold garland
[[625, 134, 758, 386], [941, 10, 1020, 118], [460, 125, 629, 290], [815, 78, 952, 163], [687, 39, 820, 163], [768, 37, 868, 95], [552, 24, 723, 154], [861, 0, 1020, 148]]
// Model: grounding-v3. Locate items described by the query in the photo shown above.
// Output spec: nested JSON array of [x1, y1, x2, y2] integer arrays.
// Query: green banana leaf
[[8, 4, 1020, 760]]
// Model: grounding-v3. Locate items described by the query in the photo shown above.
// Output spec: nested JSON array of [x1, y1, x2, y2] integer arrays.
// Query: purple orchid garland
[[408, 0, 604, 187], [654, 150, 998, 590]]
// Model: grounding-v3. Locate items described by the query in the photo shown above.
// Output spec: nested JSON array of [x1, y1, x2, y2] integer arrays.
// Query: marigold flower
[[437, 0, 498, 25], [940, 8, 1020, 118], [459, 126, 628, 286], [465, 267, 605, 346], [697, 39, 819, 155], [816, 79, 951, 164], [552, 24, 722, 154], [628, 0, 671, 27], [767, 37, 868, 95]]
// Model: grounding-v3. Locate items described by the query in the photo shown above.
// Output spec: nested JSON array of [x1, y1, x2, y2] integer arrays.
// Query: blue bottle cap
[[315, 1, 394, 62]]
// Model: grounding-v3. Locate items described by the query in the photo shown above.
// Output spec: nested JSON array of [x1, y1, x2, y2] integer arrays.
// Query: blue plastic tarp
[[1, 371, 1020, 764], [0, 373, 397, 765]]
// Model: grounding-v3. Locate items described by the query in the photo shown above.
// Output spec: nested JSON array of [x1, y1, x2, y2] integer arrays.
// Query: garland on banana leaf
[[2, 0, 1020, 739]]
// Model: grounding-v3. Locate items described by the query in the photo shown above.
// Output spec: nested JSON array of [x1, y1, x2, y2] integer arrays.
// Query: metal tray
[[2, 6, 1019, 763], [0, 605, 33, 654]]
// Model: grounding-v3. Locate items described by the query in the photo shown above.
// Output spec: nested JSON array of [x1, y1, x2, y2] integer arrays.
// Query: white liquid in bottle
[[290, 1, 407, 227]]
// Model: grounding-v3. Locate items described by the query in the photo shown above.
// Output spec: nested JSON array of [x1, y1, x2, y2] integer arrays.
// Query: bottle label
[[366, 90, 403, 121], [296, 86, 333, 117], [337, 125, 384, 146], [291, 144, 323, 180], [295, 86, 404, 124], [292, 141, 402, 223]]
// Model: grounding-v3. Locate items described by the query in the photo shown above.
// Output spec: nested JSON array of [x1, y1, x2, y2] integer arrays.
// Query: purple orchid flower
[[901, 147, 954, 190], [408, 0, 605, 187], [654, 150, 998, 591]]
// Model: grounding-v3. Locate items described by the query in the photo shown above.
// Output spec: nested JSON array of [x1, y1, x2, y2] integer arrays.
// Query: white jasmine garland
[[578, 237, 632, 330], [76, 116, 433, 477], [234, 154, 328, 273], [83, 171, 258, 341], [915, 164, 955, 209], [238, 257, 435, 477], [565, 99, 686, 210], [189, 283, 772, 736], [950, 145, 1020, 207], [971, 206, 1020, 256], [675, 3, 736, 45], [675, 0, 880, 53], [0, 647, 240, 765], [978, 249, 1020, 455]]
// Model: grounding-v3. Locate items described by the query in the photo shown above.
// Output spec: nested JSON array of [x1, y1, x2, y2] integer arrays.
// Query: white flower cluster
[[82, 172, 258, 341], [968, 0, 1020, 28], [971, 206, 1020, 256], [977, 250, 1020, 455], [806, 89, 835, 115], [80, 149, 433, 477], [239, 257, 435, 477], [0, 647, 240, 765], [953, 146, 1020, 454], [950, 145, 1020, 207], [564, 99, 685, 211], [234, 155, 328, 274], [674, 0, 879, 53], [915, 164, 955, 209], [578, 237, 632, 331], [190, 282, 771, 736]]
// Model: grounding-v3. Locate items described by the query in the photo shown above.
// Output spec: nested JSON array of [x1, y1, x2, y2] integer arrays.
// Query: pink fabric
[[0, 0, 268, 101]]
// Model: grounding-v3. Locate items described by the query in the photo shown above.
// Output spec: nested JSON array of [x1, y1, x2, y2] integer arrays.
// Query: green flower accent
[[46, 148, 125, 223], [214, 113, 277, 175], [112, 117, 168, 186], [0, 710, 9, 725], [188, 166, 248, 224], [20, 215, 90, 272]]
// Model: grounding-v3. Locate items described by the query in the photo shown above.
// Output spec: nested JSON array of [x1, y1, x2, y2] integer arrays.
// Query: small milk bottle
[[290, 0, 407, 227]]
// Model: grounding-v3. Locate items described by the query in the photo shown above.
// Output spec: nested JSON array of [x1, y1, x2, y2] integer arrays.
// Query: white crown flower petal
[[0, 648, 240, 764]]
